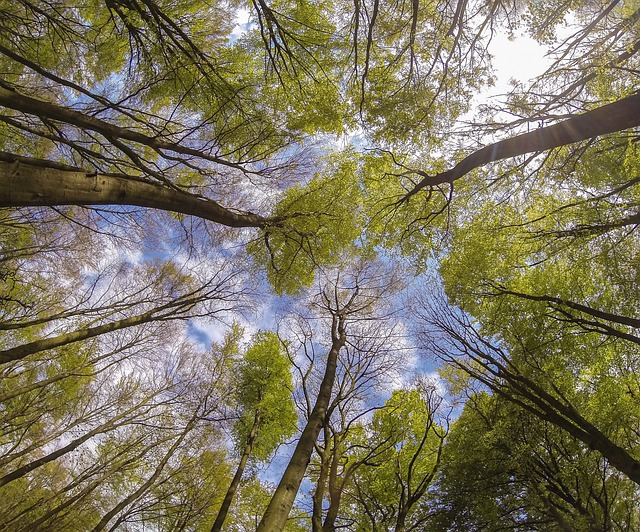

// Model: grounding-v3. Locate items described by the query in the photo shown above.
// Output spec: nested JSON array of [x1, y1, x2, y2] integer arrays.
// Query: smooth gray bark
[[0, 158, 267, 228], [403, 93, 640, 201], [257, 315, 347, 532]]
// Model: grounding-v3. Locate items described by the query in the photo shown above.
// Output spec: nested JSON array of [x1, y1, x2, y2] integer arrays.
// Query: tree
[[210, 331, 297, 532], [258, 261, 403, 530], [417, 290, 640, 485], [340, 384, 447, 532], [428, 392, 640, 531], [2, 0, 640, 529], [300, 303, 406, 531]]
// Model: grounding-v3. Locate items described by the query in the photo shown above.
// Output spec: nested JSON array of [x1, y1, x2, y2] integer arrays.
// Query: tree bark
[[91, 416, 197, 532], [441, 324, 640, 486], [0, 292, 208, 364], [210, 412, 260, 532], [403, 93, 640, 201], [503, 370, 640, 486], [312, 425, 330, 532], [0, 158, 267, 229], [257, 315, 347, 532], [321, 432, 344, 532]]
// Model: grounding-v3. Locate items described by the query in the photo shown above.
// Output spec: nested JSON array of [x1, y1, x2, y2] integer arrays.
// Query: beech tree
[[258, 261, 403, 530], [299, 301, 405, 531], [428, 392, 640, 531], [340, 384, 447, 532], [2, 0, 640, 528], [211, 331, 297, 532], [417, 291, 640, 485], [0, 333, 235, 529]]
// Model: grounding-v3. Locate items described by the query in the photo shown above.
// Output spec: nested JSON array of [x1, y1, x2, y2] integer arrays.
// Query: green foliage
[[341, 388, 443, 531], [428, 392, 640, 531], [148, 449, 232, 531], [234, 331, 297, 461], [437, 135, 640, 457], [1, 0, 640, 527], [250, 149, 364, 294]]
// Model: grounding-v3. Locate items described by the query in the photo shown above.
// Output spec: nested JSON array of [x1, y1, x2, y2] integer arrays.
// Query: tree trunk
[[322, 433, 344, 532], [257, 316, 347, 532], [312, 425, 330, 532], [444, 330, 640, 486], [394, 508, 407, 532], [0, 158, 267, 229], [403, 93, 640, 200], [0, 396, 157, 488], [210, 412, 260, 532], [506, 373, 640, 486], [0, 292, 208, 364], [91, 417, 197, 532]]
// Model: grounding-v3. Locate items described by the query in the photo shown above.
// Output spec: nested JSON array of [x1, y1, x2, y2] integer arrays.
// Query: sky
[[488, 31, 551, 95]]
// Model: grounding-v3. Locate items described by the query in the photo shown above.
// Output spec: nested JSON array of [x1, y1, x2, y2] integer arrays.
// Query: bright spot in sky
[[230, 8, 252, 42], [488, 31, 551, 95]]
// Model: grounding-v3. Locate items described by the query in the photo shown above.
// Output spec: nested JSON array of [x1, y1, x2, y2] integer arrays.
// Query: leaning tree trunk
[[0, 292, 208, 364], [0, 158, 267, 229], [402, 93, 640, 200], [257, 315, 347, 532], [210, 412, 260, 532]]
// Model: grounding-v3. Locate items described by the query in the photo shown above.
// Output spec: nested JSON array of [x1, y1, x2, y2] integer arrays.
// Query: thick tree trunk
[[210, 413, 260, 532], [403, 93, 640, 200], [322, 488, 343, 532], [0, 159, 267, 228], [505, 372, 640, 486], [444, 329, 640, 486], [257, 316, 347, 532]]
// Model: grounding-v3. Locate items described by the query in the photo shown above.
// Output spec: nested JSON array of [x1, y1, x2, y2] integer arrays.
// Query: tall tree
[[211, 331, 297, 532], [258, 261, 402, 530], [1, 0, 640, 528], [427, 391, 640, 531], [300, 309, 405, 531], [341, 384, 447, 532], [417, 290, 640, 485]]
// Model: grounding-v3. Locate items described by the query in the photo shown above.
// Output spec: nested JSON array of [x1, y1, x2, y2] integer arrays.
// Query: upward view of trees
[[1, 0, 640, 529]]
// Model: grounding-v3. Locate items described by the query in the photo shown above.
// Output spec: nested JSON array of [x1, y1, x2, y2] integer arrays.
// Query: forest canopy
[[1, 0, 640, 529]]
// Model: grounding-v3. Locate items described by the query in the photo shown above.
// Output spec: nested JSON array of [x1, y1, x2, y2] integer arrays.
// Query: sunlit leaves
[[234, 331, 297, 461], [250, 149, 364, 294], [429, 392, 640, 530]]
